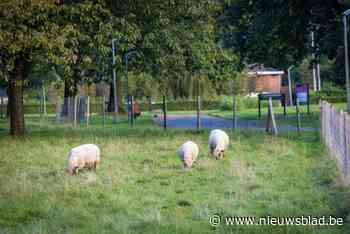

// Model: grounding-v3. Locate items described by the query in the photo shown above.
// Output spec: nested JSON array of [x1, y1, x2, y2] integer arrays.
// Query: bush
[[219, 95, 282, 111], [308, 82, 346, 104]]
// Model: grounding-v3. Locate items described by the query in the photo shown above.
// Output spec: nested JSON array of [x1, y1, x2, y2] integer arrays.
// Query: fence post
[[103, 96, 106, 128], [149, 96, 152, 112], [345, 114, 350, 181], [131, 96, 134, 126], [232, 95, 237, 129], [0, 97, 3, 119], [296, 98, 301, 132], [163, 95, 167, 129], [42, 85, 47, 116], [196, 96, 201, 132], [74, 96, 77, 128], [86, 96, 90, 127]]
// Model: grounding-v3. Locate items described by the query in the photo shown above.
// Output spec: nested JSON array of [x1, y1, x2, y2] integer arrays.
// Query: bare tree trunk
[[9, 58, 25, 136]]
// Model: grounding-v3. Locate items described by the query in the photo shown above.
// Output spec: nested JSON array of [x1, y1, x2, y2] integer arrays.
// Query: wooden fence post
[[196, 96, 201, 132], [103, 96, 106, 128], [0, 97, 3, 119], [296, 98, 301, 132], [74, 96, 77, 128], [266, 97, 278, 135], [130, 96, 133, 124], [345, 114, 350, 181], [232, 95, 237, 129], [163, 95, 167, 129], [86, 96, 90, 127]]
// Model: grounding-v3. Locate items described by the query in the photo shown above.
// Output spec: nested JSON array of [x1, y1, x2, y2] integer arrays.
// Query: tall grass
[[0, 115, 349, 233]]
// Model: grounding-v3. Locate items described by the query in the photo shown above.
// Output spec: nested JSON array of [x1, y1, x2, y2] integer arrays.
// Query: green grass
[[205, 105, 321, 129], [0, 114, 349, 234]]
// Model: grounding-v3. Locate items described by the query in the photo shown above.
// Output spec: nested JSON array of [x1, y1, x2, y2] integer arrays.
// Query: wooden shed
[[247, 65, 284, 94]]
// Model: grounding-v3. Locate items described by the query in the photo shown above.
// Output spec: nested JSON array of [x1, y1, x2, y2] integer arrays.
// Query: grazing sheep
[[177, 141, 199, 168], [67, 144, 100, 175], [209, 129, 229, 159]]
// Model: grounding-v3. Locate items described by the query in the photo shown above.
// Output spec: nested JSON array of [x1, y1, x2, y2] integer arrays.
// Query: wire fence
[[320, 101, 350, 182]]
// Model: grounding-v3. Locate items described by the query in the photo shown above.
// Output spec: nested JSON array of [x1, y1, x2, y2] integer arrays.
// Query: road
[[153, 114, 318, 132]]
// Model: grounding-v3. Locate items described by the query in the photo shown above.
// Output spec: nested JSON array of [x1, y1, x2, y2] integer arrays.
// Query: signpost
[[295, 84, 310, 114]]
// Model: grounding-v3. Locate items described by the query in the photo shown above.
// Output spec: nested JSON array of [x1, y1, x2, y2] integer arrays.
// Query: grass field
[[0, 114, 350, 234], [206, 103, 349, 130]]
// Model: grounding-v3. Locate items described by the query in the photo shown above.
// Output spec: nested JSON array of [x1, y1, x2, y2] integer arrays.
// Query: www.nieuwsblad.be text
[[209, 214, 344, 227]]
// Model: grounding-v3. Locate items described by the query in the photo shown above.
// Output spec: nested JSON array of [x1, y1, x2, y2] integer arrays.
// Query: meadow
[[0, 113, 349, 234]]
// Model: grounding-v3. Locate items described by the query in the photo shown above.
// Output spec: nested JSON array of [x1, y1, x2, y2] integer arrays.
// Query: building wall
[[255, 75, 281, 93]]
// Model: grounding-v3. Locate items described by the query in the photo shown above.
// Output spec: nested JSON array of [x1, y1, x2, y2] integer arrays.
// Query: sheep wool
[[177, 141, 199, 168], [67, 144, 101, 175], [208, 129, 229, 159]]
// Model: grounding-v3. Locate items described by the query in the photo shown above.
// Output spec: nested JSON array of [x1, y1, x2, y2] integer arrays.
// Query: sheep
[[67, 144, 101, 175], [209, 129, 229, 159], [177, 141, 199, 169]]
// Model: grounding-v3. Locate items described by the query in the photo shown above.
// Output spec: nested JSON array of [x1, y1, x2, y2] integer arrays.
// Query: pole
[[42, 84, 47, 116], [311, 31, 317, 91], [126, 58, 130, 124], [0, 97, 3, 119], [317, 62, 321, 91], [130, 96, 134, 126], [230, 80, 237, 129], [86, 96, 90, 127], [124, 50, 137, 123], [287, 66, 294, 106], [163, 95, 167, 129], [103, 96, 106, 127], [196, 95, 201, 131], [74, 96, 77, 128], [344, 15, 350, 113], [233, 97, 237, 129], [112, 39, 118, 122], [296, 98, 301, 132]]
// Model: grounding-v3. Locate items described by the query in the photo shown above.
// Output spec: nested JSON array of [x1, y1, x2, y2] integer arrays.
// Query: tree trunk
[[6, 85, 10, 118], [107, 82, 115, 112], [62, 78, 78, 117], [107, 79, 124, 113], [9, 58, 25, 136]]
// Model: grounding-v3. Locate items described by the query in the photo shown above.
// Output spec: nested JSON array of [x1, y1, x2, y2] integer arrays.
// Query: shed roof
[[247, 64, 284, 76]]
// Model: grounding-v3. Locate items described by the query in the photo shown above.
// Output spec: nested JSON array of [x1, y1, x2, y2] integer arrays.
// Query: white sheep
[[177, 141, 199, 168], [67, 144, 101, 175], [209, 129, 229, 159]]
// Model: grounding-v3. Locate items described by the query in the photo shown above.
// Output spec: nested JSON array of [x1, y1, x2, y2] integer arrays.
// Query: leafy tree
[[219, 0, 350, 74], [0, 0, 74, 135]]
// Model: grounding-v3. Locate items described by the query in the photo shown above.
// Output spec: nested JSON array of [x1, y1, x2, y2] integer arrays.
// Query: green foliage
[[219, 95, 281, 111], [219, 0, 350, 72]]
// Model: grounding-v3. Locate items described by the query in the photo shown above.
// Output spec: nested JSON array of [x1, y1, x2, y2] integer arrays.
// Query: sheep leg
[[209, 146, 214, 155]]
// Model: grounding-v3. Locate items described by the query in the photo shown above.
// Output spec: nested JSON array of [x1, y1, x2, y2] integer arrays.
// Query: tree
[[219, 0, 350, 72], [0, 0, 73, 136]]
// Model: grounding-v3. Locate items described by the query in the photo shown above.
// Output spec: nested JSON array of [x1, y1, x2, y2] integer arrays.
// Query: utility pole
[[124, 50, 137, 125], [311, 31, 317, 91]]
